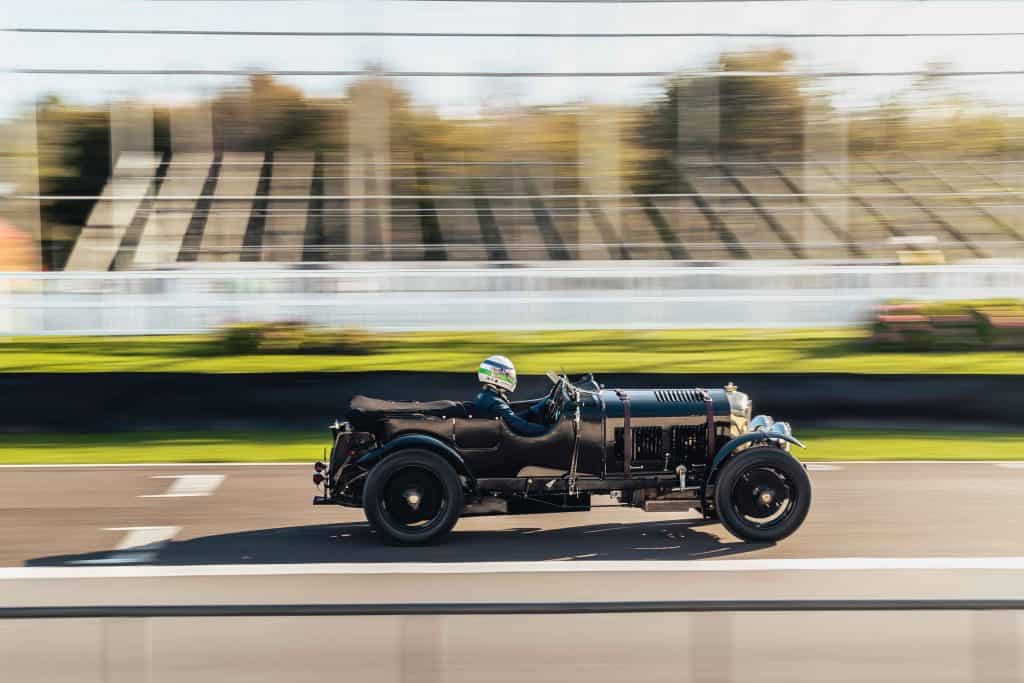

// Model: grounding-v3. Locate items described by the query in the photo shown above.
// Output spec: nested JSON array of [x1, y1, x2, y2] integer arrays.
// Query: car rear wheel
[[713, 446, 811, 543], [363, 450, 463, 544]]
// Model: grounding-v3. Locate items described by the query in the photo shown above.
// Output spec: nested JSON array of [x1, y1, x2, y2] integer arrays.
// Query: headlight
[[767, 421, 792, 437], [750, 414, 775, 432], [726, 389, 750, 419]]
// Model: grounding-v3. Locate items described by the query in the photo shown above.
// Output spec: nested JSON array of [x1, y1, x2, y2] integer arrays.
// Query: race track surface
[[2, 462, 1024, 567], [2, 462, 1023, 682]]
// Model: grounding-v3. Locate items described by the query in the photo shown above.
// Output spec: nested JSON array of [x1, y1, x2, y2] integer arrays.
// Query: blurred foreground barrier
[[1, 604, 1019, 683], [3, 261, 1024, 334], [1, 560, 1021, 680]]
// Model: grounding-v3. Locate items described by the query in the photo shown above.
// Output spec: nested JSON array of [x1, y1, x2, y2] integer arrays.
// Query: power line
[[17, 191, 1024, 200], [133, 0, 894, 3], [340, 0, 984, 3], [10, 27, 1024, 38], [11, 67, 1024, 78]]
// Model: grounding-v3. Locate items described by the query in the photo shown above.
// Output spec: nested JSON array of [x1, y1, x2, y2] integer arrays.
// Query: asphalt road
[[2, 462, 1024, 567], [2, 462, 1024, 682]]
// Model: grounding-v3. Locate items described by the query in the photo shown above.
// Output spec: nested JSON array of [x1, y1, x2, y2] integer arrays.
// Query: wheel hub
[[403, 488, 422, 510], [734, 467, 790, 519], [382, 467, 446, 529]]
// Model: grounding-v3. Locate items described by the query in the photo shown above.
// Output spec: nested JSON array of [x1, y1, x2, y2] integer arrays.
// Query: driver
[[473, 355, 550, 436]]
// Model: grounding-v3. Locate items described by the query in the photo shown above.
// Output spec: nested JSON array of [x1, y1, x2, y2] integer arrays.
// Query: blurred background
[[2, 1, 1024, 332], [4, 1, 1024, 271], [1, 1, 1023, 681]]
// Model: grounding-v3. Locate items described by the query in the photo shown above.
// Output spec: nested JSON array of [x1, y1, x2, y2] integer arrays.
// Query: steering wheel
[[543, 376, 565, 424], [543, 375, 578, 424]]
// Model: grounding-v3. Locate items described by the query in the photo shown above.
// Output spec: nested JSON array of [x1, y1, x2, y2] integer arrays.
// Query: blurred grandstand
[[3, 38, 1020, 272], [56, 151, 1023, 269]]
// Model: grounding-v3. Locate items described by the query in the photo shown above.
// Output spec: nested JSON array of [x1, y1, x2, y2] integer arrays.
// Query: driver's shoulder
[[473, 389, 508, 410]]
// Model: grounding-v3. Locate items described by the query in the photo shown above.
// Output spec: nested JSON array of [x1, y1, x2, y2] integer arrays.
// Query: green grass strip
[[0, 428, 1021, 464], [2, 328, 1023, 374], [0, 430, 325, 464], [799, 429, 1024, 461]]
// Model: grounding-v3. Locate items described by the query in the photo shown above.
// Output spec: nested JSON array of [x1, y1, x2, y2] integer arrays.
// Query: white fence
[[2, 262, 1023, 335]]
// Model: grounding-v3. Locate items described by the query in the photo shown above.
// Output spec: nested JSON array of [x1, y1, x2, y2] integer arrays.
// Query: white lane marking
[[806, 464, 841, 471], [109, 527, 182, 551], [13, 556, 1024, 579], [139, 474, 224, 498], [69, 526, 181, 565], [801, 461, 1024, 466], [0, 462, 305, 469]]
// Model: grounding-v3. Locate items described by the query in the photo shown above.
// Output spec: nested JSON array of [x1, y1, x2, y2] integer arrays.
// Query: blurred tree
[[32, 97, 111, 268], [850, 60, 1024, 157], [212, 74, 328, 151], [635, 48, 813, 191], [717, 48, 807, 155]]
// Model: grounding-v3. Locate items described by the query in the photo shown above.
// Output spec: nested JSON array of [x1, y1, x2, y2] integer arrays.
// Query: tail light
[[313, 473, 325, 485], [314, 461, 326, 473]]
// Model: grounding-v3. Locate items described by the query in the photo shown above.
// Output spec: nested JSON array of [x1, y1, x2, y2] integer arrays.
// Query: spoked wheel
[[714, 446, 811, 543], [363, 450, 463, 544]]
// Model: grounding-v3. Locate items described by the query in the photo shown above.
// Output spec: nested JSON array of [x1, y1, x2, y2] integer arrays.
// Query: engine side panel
[[600, 388, 734, 477]]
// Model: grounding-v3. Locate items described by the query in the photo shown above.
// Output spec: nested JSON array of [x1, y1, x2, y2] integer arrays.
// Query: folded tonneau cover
[[347, 395, 468, 427]]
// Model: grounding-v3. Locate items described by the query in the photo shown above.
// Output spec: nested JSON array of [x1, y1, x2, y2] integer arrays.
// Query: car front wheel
[[713, 446, 811, 543], [363, 450, 463, 544]]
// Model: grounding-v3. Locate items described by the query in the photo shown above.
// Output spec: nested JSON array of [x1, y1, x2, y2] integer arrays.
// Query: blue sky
[[4, 0, 1024, 117]]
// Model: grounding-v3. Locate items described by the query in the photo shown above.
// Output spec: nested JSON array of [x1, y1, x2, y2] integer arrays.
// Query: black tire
[[713, 446, 811, 543], [363, 450, 463, 544]]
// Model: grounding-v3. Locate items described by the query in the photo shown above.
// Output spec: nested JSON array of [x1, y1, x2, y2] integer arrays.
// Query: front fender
[[707, 431, 806, 482], [356, 434, 476, 486]]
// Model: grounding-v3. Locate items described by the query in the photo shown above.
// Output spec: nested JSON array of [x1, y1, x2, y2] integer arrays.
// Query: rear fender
[[356, 434, 476, 488]]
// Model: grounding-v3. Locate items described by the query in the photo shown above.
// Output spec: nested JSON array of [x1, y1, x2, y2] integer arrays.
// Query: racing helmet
[[478, 355, 517, 393]]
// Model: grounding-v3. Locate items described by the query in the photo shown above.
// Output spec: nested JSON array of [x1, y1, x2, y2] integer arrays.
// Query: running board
[[643, 500, 701, 513]]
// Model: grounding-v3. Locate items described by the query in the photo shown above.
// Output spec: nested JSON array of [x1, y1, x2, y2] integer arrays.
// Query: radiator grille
[[654, 389, 705, 404], [613, 423, 717, 472], [614, 426, 664, 462], [670, 424, 707, 461], [634, 426, 663, 461]]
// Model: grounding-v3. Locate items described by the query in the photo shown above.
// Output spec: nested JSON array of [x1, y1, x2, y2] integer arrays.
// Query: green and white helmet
[[478, 355, 517, 393]]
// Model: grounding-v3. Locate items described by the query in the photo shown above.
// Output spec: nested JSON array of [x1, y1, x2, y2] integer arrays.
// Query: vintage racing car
[[312, 373, 811, 544]]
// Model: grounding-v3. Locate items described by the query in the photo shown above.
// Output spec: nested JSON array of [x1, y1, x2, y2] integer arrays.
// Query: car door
[[498, 416, 575, 477], [452, 415, 508, 477], [453, 416, 502, 450]]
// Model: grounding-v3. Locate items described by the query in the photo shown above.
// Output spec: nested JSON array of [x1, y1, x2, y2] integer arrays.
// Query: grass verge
[[1, 428, 1021, 465], [0, 430, 325, 465], [798, 429, 1024, 461], [2, 328, 1024, 374]]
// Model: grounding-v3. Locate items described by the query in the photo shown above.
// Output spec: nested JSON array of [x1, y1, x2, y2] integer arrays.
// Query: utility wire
[[9, 27, 1024, 38], [10, 68, 1024, 77]]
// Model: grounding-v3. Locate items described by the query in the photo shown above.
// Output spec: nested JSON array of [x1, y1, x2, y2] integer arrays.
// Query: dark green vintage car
[[313, 373, 811, 545]]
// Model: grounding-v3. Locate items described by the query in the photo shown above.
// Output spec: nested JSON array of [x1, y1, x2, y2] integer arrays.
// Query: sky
[[3, 0, 1024, 118]]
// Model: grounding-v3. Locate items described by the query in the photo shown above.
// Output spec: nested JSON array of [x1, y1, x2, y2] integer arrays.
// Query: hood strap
[[703, 389, 715, 460], [614, 390, 633, 478]]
